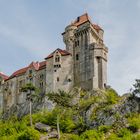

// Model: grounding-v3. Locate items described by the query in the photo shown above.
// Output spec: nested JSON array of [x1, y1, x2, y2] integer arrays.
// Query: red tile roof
[[6, 61, 46, 80], [73, 13, 91, 26], [45, 48, 71, 59], [0, 72, 9, 80], [28, 62, 40, 71], [39, 61, 46, 70], [9, 67, 28, 79], [73, 13, 103, 32]]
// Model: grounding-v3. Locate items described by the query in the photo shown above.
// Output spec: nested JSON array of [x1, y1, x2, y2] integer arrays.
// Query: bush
[[60, 134, 80, 140], [74, 116, 87, 134], [128, 114, 140, 133], [98, 125, 111, 133], [132, 134, 140, 140], [17, 127, 40, 140], [0, 119, 27, 137], [106, 88, 119, 104], [117, 128, 132, 139], [60, 118, 76, 133], [80, 130, 103, 140], [107, 133, 121, 140]]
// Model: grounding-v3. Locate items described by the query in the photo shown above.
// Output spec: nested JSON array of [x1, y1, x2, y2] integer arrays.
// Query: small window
[[57, 77, 59, 82], [97, 57, 101, 63], [68, 79, 71, 82], [75, 40, 79, 47], [75, 41, 77, 46], [76, 54, 79, 61], [77, 40, 79, 46], [40, 82, 43, 87], [29, 70, 32, 74]]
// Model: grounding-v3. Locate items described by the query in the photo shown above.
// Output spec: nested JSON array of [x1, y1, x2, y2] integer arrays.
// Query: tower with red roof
[[62, 13, 108, 89]]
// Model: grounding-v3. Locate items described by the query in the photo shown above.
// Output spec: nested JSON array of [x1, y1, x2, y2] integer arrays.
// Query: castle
[[0, 13, 108, 113]]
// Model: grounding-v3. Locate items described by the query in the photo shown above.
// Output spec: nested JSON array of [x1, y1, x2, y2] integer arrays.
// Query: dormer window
[[55, 55, 60, 62]]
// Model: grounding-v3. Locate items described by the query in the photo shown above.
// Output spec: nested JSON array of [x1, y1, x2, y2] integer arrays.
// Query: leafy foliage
[[17, 127, 40, 140], [131, 79, 140, 97], [46, 90, 74, 108], [128, 113, 140, 133], [80, 130, 103, 140], [105, 88, 120, 104]]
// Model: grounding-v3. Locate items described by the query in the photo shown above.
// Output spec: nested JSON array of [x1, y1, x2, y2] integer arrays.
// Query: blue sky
[[0, 0, 140, 94]]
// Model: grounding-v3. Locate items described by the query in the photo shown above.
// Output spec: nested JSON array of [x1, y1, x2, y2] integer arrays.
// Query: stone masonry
[[0, 13, 108, 114]]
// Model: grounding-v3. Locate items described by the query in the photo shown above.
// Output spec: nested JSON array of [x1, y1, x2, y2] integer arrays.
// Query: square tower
[[62, 13, 108, 90]]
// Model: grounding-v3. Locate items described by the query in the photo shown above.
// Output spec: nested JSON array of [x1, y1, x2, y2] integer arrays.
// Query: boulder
[[35, 122, 51, 132], [47, 130, 58, 139]]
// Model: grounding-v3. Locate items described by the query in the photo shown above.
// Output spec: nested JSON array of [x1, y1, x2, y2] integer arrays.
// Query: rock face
[[2, 88, 140, 132], [83, 95, 140, 129], [2, 96, 54, 119]]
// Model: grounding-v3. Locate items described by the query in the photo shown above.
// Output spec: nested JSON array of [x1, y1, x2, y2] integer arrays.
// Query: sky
[[0, 0, 140, 94]]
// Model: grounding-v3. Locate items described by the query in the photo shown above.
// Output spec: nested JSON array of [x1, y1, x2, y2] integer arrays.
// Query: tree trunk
[[57, 115, 60, 139], [30, 100, 33, 127]]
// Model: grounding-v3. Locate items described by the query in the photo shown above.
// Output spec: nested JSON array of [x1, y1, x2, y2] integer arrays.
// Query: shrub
[[75, 116, 87, 134], [107, 133, 121, 140], [106, 88, 119, 104], [0, 120, 26, 137], [132, 134, 140, 140], [128, 114, 140, 133], [80, 130, 103, 140], [17, 127, 40, 140], [60, 118, 76, 133], [98, 125, 111, 133], [60, 134, 80, 140], [117, 128, 132, 139]]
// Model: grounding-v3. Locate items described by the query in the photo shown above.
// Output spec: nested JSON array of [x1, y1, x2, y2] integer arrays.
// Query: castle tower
[[62, 24, 77, 56], [62, 13, 108, 90]]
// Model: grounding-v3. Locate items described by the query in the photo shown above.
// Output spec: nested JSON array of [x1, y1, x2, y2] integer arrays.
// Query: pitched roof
[[9, 67, 28, 79], [73, 13, 103, 31], [7, 61, 46, 80], [38, 61, 46, 70], [45, 48, 71, 59], [28, 62, 40, 71], [0, 72, 9, 80], [73, 13, 91, 26]]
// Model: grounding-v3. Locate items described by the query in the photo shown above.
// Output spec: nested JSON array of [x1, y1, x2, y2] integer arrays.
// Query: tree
[[46, 90, 76, 139], [132, 79, 140, 97], [21, 83, 38, 127]]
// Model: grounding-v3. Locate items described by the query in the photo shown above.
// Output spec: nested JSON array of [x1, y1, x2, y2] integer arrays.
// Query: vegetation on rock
[[0, 86, 140, 139]]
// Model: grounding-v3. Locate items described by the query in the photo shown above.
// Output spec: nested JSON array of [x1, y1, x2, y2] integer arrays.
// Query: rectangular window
[[76, 54, 79, 61], [57, 77, 59, 82]]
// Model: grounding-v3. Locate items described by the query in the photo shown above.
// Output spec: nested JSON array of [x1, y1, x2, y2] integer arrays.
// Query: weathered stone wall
[[63, 21, 108, 90], [3, 66, 47, 115], [46, 51, 73, 93]]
